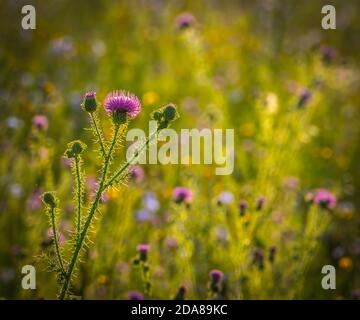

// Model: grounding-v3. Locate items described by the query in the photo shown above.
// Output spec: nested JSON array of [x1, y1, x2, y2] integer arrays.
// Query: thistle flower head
[[82, 91, 97, 112], [126, 291, 144, 300], [175, 12, 196, 30], [137, 243, 150, 254], [173, 187, 193, 204], [32, 115, 48, 131], [217, 191, 234, 205], [137, 243, 150, 261], [269, 246, 277, 263], [320, 45, 337, 63], [129, 165, 145, 183], [209, 269, 224, 283], [313, 189, 337, 209], [47, 228, 65, 245], [253, 248, 265, 269], [297, 88, 312, 108], [174, 285, 187, 300], [65, 140, 87, 158], [42, 191, 57, 208], [103, 90, 141, 123], [239, 200, 248, 215], [256, 196, 265, 211]]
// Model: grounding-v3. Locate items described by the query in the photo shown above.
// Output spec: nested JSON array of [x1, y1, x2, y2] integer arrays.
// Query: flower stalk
[[40, 91, 179, 299]]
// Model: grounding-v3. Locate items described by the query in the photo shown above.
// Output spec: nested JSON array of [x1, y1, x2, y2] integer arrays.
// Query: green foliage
[[0, 0, 359, 300]]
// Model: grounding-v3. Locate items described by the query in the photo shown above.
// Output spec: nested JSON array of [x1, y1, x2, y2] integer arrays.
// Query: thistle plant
[[41, 90, 178, 299]]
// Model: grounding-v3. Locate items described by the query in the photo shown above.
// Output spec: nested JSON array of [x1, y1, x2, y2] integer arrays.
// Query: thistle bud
[[65, 140, 87, 158], [83, 91, 97, 113], [163, 104, 177, 121], [152, 111, 162, 121], [152, 104, 179, 129], [42, 192, 57, 208]]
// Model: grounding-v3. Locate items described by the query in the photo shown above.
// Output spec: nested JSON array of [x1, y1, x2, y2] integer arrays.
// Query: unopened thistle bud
[[163, 104, 177, 121], [83, 91, 97, 113], [152, 104, 179, 129], [65, 140, 87, 158], [42, 192, 57, 208], [152, 111, 162, 121]]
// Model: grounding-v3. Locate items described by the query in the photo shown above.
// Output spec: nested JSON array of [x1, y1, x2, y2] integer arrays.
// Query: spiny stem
[[59, 124, 120, 300], [50, 207, 65, 275], [90, 113, 106, 158], [74, 155, 82, 236]]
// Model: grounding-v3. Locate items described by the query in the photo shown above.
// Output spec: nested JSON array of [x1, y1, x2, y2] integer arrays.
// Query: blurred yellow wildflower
[[338, 257, 353, 271]]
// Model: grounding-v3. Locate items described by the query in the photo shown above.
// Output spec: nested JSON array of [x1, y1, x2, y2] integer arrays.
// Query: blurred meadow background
[[0, 0, 360, 299]]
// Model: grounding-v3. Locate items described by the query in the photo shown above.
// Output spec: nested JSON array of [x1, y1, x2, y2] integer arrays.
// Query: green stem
[[103, 127, 159, 190], [50, 207, 65, 275], [74, 155, 82, 236], [90, 113, 106, 157], [59, 124, 120, 300]]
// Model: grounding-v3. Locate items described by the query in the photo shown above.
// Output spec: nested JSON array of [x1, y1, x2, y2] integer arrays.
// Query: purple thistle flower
[[126, 291, 144, 300], [209, 269, 224, 283], [47, 228, 65, 246], [135, 209, 153, 222], [297, 88, 312, 108], [137, 243, 150, 261], [352, 289, 360, 300], [100, 192, 109, 203], [283, 176, 299, 190], [174, 285, 187, 300], [165, 236, 179, 249], [85, 91, 96, 98], [175, 12, 196, 30], [320, 45, 337, 63], [313, 189, 337, 209], [32, 115, 48, 131], [256, 196, 265, 211], [253, 248, 264, 269], [173, 187, 193, 204], [137, 243, 150, 254], [269, 246, 277, 263], [28, 188, 43, 211], [143, 192, 159, 212], [103, 90, 141, 119], [129, 165, 145, 183], [217, 191, 234, 205], [239, 200, 248, 216]]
